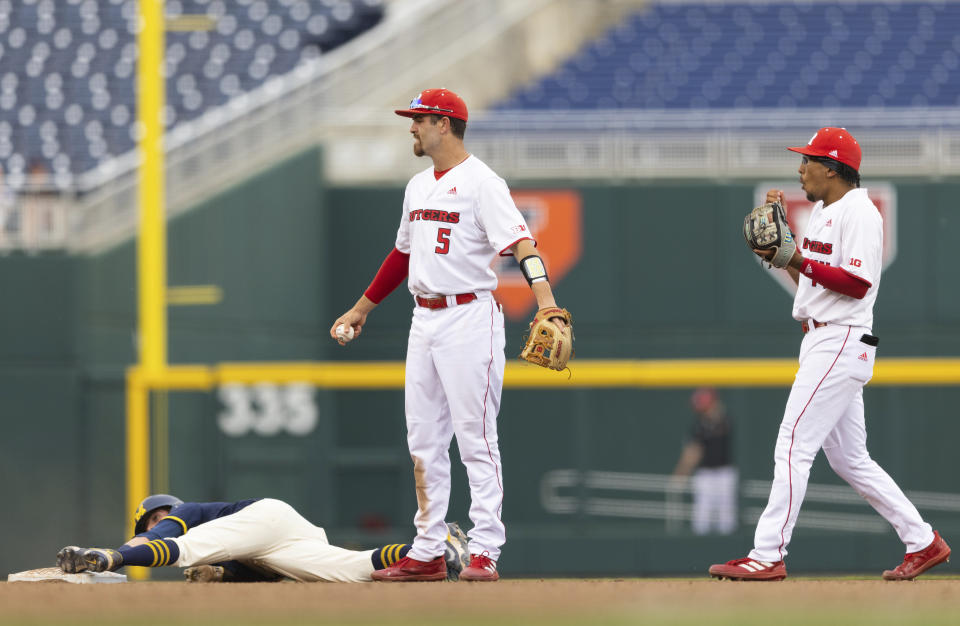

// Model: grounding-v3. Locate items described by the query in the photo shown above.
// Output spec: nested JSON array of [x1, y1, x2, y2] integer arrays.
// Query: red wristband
[[800, 257, 870, 299], [364, 248, 410, 304]]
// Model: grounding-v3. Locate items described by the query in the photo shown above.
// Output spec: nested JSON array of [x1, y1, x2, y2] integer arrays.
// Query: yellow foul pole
[[127, 0, 166, 577], [137, 0, 166, 374]]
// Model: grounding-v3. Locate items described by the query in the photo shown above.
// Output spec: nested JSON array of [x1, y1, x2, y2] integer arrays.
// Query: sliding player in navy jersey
[[58, 494, 469, 582]]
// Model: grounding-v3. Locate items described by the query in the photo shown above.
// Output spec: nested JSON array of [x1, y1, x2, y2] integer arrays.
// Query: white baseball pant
[[692, 466, 738, 535], [404, 293, 506, 562], [172, 498, 375, 582], [749, 325, 934, 562]]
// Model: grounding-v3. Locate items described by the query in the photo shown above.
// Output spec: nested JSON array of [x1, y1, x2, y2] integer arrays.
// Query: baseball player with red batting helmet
[[710, 128, 950, 581], [330, 88, 567, 582]]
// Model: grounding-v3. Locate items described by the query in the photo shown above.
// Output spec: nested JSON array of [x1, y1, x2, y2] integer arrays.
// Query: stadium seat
[[496, 2, 960, 112], [1, 0, 384, 187]]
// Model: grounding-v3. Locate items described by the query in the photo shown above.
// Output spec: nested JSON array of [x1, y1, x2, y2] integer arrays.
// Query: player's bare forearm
[[531, 279, 568, 330], [330, 296, 376, 342], [510, 239, 567, 328], [530, 280, 558, 311], [754, 247, 803, 283], [351, 294, 377, 316], [510, 238, 538, 261], [672, 442, 704, 477]]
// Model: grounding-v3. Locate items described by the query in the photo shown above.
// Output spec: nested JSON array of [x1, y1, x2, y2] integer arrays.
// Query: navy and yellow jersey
[[137, 498, 261, 541]]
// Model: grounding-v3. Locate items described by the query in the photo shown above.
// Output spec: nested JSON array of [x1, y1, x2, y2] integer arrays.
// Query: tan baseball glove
[[519, 307, 573, 371]]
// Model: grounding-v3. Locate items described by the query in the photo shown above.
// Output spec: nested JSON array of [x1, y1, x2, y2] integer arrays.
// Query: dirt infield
[[2, 577, 958, 625]]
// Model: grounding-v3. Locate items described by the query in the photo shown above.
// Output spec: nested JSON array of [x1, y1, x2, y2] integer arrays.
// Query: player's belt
[[800, 319, 828, 333], [415, 293, 477, 309]]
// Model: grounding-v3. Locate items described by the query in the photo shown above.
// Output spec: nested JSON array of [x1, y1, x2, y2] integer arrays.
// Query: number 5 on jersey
[[435, 227, 451, 254]]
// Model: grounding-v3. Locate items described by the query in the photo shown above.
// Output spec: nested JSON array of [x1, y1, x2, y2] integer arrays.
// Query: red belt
[[415, 293, 477, 309], [801, 319, 828, 333]]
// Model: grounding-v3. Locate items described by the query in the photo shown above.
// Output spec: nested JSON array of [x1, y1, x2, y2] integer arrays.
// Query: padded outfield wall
[[2, 148, 959, 577]]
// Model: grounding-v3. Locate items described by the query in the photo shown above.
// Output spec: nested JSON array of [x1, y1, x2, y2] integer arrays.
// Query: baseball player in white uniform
[[331, 89, 567, 582], [710, 128, 951, 581]]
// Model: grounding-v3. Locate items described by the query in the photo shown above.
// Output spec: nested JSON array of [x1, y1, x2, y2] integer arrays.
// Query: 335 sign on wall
[[217, 383, 317, 437]]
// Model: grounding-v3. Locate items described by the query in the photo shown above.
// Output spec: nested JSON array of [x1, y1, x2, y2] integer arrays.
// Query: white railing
[[327, 107, 960, 182], [540, 469, 960, 534]]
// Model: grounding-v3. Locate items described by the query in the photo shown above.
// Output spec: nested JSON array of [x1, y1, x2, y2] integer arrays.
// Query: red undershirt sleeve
[[364, 248, 410, 304], [800, 257, 871, 299]]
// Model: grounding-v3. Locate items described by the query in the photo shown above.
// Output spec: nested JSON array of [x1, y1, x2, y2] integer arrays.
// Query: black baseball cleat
[[57, 546, 124, 573]]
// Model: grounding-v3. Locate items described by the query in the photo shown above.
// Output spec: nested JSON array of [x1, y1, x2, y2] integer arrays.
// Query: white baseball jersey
[[792, 188, 883, 329], [748, 189, 934, 564], [395, 155, 532, 297]]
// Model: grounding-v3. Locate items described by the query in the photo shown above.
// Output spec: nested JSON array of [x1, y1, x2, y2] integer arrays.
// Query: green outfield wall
[[2, 148, 959, 578]]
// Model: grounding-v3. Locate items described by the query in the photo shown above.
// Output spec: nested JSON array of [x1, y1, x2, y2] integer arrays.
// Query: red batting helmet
[[787, 127, 861, 171], [395, 89, 468, 122]]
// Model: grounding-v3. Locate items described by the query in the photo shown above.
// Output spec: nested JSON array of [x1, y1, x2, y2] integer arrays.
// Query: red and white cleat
[[708, 557, 787, 581], [371, 556, 447, 582], [883, 530, 951, 581], [460, 552, 499, 582]]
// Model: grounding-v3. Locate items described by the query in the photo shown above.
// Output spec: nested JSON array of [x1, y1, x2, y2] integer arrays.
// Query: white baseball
[[336, 324, 355, 343]]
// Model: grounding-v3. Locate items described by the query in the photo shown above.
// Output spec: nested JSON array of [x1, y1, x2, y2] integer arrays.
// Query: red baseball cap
[[690, 387, 718, 413], [787, 127, 861, 171], [394, 88, 468, 122]]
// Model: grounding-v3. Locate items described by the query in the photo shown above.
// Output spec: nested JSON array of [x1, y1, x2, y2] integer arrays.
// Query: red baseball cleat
[[460, 552, 499, 582], [708, 557, 787, 581], [371, 555, 447, 582], [882, 530, 951, 581]]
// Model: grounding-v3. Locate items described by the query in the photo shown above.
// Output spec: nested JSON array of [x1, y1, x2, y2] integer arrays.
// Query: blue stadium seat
[[496, 2, 960, 112], [2, 0, 384, 186]]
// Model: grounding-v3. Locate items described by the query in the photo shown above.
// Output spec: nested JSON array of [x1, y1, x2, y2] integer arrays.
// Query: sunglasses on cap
[[407, 96, 454, 114]]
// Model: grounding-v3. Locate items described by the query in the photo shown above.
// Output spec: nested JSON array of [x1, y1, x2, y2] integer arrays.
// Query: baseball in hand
[[336, 324, 355, 343]]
